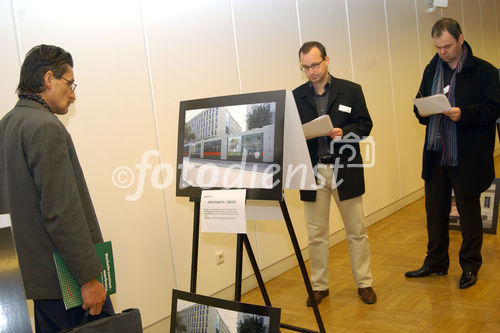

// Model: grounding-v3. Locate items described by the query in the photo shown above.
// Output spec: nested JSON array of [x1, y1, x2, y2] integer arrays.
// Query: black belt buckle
[[319, 155, 334, 164]]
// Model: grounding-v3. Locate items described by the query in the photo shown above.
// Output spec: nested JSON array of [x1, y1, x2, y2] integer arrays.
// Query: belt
[[318, 155, 335, 164]]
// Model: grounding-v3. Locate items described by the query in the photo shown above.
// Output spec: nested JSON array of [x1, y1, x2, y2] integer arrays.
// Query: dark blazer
[[0, 99, 103, 299], [414, 41, 500, 195], [293, 74, 373, 202]]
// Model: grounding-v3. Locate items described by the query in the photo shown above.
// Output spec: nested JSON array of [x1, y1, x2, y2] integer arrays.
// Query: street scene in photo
[[180, 102, 277, 189]]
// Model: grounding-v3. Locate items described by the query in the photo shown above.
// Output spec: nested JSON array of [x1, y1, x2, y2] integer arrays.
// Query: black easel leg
[[280, 200, 326, 333], [190, 200, 200, 293], [241, 234, 272, 306], [235, 234, 244, 301]]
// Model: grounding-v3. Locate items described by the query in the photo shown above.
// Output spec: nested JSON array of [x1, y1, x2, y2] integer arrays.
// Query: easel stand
[[189, 198, 325, 333]]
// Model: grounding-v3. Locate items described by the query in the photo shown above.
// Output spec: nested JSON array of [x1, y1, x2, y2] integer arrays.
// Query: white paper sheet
[[201, 189, 246, 233], [413, 94, 452, 117], [0, 214, 11, 229], [301, 115, 334, 139]]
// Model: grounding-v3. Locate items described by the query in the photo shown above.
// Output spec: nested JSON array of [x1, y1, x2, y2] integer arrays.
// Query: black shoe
[[459, 271, 477, 289], [405, 265, 447, 278], [306, 289, 329, 307]]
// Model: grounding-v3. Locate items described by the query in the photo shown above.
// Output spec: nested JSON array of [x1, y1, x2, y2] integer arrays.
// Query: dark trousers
[[424, 152, 483, 273], [34, 297, 114, 333]]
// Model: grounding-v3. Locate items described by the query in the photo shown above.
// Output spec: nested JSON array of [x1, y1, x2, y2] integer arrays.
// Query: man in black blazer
[[405, 18, 500, 289], [0, 45, 113, 332], [293, 41, 376, 305]]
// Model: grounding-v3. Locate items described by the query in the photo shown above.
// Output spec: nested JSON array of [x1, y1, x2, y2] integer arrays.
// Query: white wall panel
[[462, 0, 484, 58], [347, 0, 400, 215], [0, 0, 20, 118], [297, 0, 353, 80], [441, 0, 464, 25], [481, 0, 500, 66], [232, 0, 303, 93], [141, 0, 249, 295], [13, 0, 175, 327], [385, 0, 425, 197], [416, 0, 443, 69]]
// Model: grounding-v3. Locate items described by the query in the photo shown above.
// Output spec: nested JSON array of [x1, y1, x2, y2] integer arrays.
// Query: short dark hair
[[16, 44, 73, 95], [431, 18, 462, 41], [299, 41, 327, 59]]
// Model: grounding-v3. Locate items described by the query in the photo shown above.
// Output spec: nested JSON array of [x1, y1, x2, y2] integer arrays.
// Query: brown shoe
[[306, 289, 329, 307], [358, 287, 377, 304]]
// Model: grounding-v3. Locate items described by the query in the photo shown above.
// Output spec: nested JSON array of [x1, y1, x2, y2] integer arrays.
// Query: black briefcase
[[60, 308, 142, 333]]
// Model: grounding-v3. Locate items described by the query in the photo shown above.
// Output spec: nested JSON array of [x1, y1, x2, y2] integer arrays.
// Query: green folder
[[53, 241, 116, 310]]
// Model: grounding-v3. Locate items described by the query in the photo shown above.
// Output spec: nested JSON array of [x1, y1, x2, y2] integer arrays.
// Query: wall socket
[[215, 250, 225, 265]]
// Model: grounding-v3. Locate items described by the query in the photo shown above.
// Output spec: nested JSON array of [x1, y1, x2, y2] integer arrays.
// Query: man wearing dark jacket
[[0, 45, 112, 332], [405, 18, 500, 289], [293, 41, 376, 305]]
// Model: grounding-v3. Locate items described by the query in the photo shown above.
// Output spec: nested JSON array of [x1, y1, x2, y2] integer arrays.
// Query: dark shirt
[[431, 62, 455, 147], [310, 76, 332, 158], [443, 62, 454, 95]]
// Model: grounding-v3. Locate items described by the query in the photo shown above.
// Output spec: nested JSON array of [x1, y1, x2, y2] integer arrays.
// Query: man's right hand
[[327, 128, 343, 140], [81, 278, 106, 315]]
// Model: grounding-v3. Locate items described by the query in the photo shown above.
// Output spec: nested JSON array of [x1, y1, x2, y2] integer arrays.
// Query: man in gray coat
[[0, 45, 112, 332]]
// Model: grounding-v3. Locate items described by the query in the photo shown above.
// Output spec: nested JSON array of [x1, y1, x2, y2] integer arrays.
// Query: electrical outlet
[[215, 250, 224, 265]]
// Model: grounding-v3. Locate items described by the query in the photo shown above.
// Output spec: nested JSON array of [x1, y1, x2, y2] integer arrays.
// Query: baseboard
[[364, 187, 425, 227]]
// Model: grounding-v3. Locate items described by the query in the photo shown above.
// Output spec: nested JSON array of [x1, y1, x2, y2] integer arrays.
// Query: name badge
[[339, 104, 351, 113], [443, 85, 450, 94]]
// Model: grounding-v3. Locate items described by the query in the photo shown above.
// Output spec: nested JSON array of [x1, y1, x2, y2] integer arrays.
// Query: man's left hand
[[442, 107, 461, 122]]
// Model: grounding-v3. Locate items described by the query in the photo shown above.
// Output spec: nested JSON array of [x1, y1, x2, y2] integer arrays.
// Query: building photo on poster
[[175, 90, 286, 201]]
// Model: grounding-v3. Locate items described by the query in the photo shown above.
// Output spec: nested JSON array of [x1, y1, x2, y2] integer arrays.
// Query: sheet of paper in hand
[[413, 94, 452, 117], [302, 115, 334, 139]]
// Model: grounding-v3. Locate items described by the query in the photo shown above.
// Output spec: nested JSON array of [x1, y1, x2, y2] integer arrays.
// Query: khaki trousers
[[304, 164, 373, 290]]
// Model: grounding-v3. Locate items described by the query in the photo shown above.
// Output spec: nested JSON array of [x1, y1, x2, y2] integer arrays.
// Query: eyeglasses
[[57, 76, 77, 92], [300, 60, 324, 72]]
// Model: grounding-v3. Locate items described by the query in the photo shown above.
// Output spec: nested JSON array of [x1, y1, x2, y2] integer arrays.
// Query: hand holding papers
[[302, 115, 334, 139], [413, 94, 452, 117]]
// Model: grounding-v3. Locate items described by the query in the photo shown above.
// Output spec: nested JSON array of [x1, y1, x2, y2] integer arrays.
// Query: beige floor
[[241, 159, 500, 332]]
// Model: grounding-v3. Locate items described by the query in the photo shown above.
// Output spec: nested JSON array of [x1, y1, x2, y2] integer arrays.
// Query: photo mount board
[[176, 90, 285, 201], [449, 178, 499, 234], [170, 289, 281, 333]]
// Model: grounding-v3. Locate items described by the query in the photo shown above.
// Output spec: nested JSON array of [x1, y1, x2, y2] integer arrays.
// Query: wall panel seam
[[10, 0, 22, 67], [344, 0, 355, 81], [295, 0, 303, 47], [461, 0, 465, 29], [414, 0, 423, 73], [462, 0, 467, 36], [383, 0, 402, 198], [230, 0, 243, 94], [479, 0, 485, 57], [496, 0, 500, 64], [138, 0, 178, 288]]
